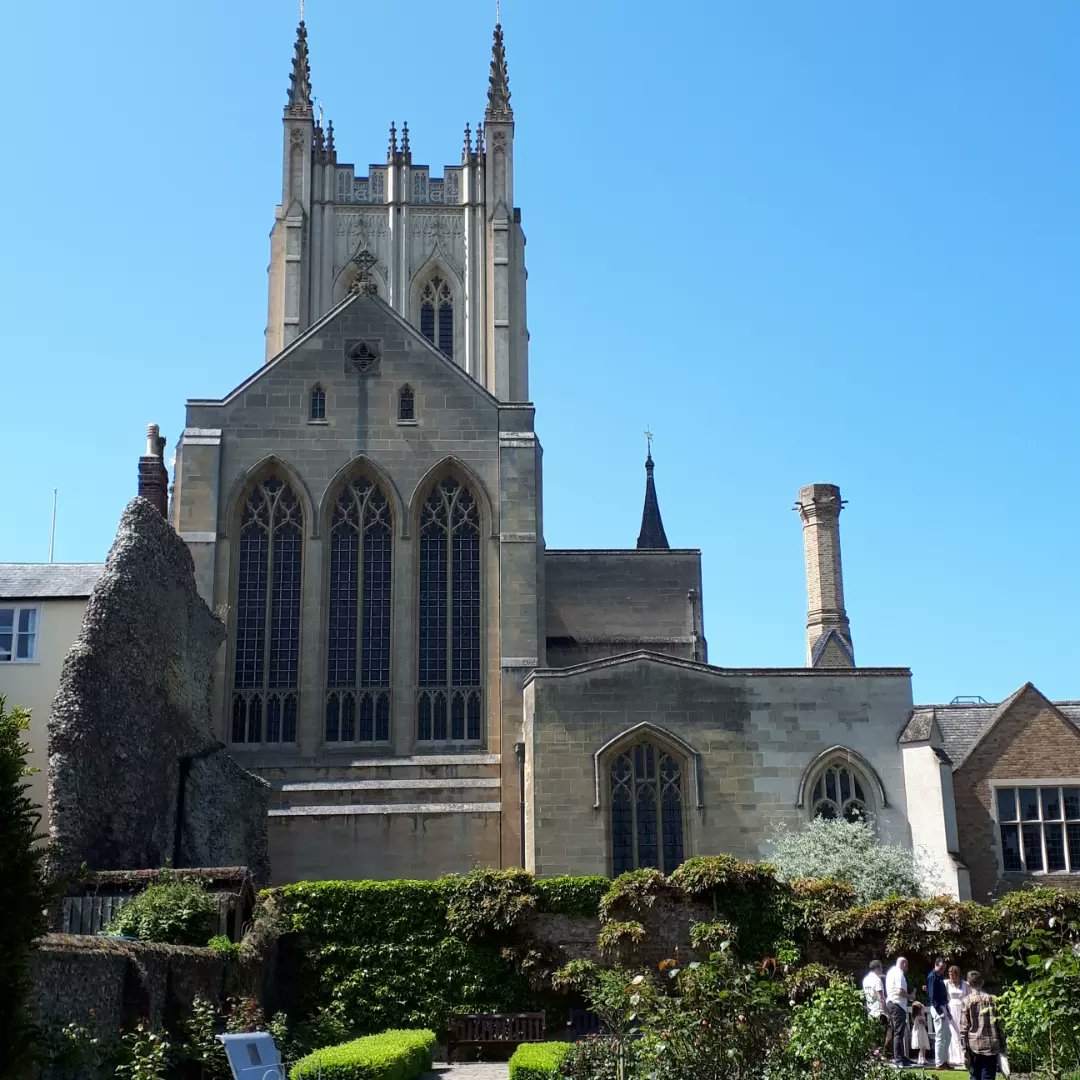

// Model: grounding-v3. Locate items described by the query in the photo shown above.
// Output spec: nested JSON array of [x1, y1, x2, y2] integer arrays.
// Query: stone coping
[[269, 802, 501, 817], [279, 777, 500, 792]]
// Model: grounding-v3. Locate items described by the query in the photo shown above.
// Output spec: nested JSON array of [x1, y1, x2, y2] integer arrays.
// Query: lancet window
[[398, 385, 415, 422], [231, 475, 303, 744], [420, 275, 454, 359], [809, 760, 872, 823], [416, 476, 481, 744], [309, 385, 326, 421], [610, 743, 685, 874], [325, 476, 393, 744]]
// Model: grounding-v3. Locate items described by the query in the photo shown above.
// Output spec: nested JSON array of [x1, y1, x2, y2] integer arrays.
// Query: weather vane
[[644, 426, 654, 456]]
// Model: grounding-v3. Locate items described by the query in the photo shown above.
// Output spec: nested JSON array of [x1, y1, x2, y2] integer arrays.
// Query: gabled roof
[[901, 682, 1080, 769], [0, 563, 104, 599], [810, 628, 855, 668], [188, 291, 503, 410]]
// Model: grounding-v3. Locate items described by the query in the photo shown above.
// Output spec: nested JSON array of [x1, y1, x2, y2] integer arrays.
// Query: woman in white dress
[[945, 965, 969, 1067]]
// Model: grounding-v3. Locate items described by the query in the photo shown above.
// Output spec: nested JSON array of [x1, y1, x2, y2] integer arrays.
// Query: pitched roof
[[0, 563, 104, 599], [902, 684, 1080, 768]]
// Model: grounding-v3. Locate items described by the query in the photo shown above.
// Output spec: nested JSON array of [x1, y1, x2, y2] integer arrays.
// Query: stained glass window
[[810, 762, 871, 823], [610, 743, 684, 875], [399, 385, 415, 421], [420, 276, 454, 360], [325, 476, 392, 744], [310, 385, 326, 421], [232, 475, 303, 744], [417, 476, 481, 744]]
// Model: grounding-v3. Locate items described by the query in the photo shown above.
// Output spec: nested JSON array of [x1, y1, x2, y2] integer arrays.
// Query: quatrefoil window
[[346, 340, 381, 375]]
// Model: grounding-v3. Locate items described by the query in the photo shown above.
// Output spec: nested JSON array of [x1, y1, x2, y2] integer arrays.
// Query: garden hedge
[[508, 1041, 572, 1080], [288, 1028, 435, 1080]]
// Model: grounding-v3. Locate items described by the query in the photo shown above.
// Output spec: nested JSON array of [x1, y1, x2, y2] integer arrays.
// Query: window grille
[[420, 276, 454, 360], [809, 762, 871, 823], [310, 385, 326, 421], [325, 476, 392, 744], [610, 743, 684, 874], [997, 785, 1080, 874], [416, 477, 481, 744], [231, 475, 303, 744], [399, 385, 415, 422]]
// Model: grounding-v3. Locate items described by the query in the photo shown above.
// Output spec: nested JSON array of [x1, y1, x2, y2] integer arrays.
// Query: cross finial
[[645, 426, 654, 456]]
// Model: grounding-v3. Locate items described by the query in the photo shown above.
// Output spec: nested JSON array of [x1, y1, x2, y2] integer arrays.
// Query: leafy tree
[[0, 696, 50, 1079], [770, 818, 929, 903]]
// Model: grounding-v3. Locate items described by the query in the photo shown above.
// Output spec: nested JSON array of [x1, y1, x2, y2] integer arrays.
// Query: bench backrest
[[449, 1012, 546, 1043]]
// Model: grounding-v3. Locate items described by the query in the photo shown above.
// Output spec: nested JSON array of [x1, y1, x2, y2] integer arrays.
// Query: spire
[[388, 121, 397, 160], [286, 21, 313, 117], [401, 120, 411, 160], [326, 118, 335, 153], [485, 21, 513, 122], [636, 432, 670, 550]]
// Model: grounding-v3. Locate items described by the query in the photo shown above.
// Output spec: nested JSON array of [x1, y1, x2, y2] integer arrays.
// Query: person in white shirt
[[862, 960, 890, 1054], [885, 956, 915, 1066]]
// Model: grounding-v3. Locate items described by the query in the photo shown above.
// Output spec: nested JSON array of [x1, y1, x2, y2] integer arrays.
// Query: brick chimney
[[795, 483, 854, 668], [138, 424, 169, 518]]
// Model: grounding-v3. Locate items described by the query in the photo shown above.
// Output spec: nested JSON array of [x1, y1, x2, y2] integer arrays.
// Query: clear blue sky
[[4, 1, 1077, 704]]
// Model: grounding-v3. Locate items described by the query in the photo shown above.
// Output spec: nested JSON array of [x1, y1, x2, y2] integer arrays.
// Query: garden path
[[423, 1064, 509, 1080]]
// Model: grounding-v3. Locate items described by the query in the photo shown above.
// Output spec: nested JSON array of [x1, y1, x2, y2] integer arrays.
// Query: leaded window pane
[[420, 301, 435, 344], [1065, 789, 1080, 821], [1042, 788, 1063, 821], [325, 477, 393, 744], [1000, 823, 1022, 871], [1046, 823, 1067, 872], [1022, 823, 1044, 871], [609, 744, 685, 875], [997, 788, 1018, 823], [232, 476, 303, 744], [399, 385, 415, 421], [310, 386, 326, 420], [811, 762, 875, 824], [438, 303, 453, 359], [1019, 788, 1040, 821], [417, 477, 482, 744], [1068, 823, 1080, 867]]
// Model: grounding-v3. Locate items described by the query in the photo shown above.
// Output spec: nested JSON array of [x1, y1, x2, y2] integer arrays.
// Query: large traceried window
[[997, 785, 1080, 874], [417, 476, 481, 744], [325, 476, 392, 744], [610, 743, 685, 875], [809, 761, 872, 823], [232, 475, 303, 744], [420, 275, 453, 359]]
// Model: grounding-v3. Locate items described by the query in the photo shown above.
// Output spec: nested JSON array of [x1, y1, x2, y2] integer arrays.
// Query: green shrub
[[508, 1041, 572, 1080], [207, 934, 241, 960], [785, 979, 879, 1080], [596, 919, 645, 955], [288, 1029, 435, 1080], [0, 697, 50, 1079], [105, 878, 218, 945], [446, 867, 536, 940], [534, 875, 608, 917], [598, 868, 666, 920]]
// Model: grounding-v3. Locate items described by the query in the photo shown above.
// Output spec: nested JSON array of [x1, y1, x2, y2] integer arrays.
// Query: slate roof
[[0, 563, 104, 600], [902, 686, 1080, 768]]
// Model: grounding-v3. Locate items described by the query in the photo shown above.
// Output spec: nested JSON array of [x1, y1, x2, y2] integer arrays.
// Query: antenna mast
[[48, 488, 57, 562]]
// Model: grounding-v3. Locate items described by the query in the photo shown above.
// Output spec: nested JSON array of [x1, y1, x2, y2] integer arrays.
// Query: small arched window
[[310, 385, 326, 421], [420, 275, 453, 359], [231, 474, 303, 744], [810, 761, 872, 823], [610, 743, 685, 875], [399, 385, 415, 422], [325, 476, 392, 744], [417, 476, 481, 744]]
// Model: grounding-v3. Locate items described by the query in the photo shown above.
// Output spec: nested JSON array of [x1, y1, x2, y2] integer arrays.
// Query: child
[[909, 1001, 931, 1066]]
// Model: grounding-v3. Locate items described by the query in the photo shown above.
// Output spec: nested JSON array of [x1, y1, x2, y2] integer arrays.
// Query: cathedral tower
[[264, 18, 530, 402]]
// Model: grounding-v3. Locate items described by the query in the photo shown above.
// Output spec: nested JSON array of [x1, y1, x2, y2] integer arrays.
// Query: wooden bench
[[446, 1012, 546, 1062]]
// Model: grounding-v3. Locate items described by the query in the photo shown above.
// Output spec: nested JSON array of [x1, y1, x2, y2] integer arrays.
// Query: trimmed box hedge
[[289, 1028, 436, 1080], [509, 1042, 572, 1080]]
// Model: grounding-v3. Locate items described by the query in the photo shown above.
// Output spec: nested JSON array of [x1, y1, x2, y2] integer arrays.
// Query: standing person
[[960, 971, 1006, 1080], [862, 960, 890, 1055], [910, 1003, 931, 1068], [946, 965, 969, 1068], [886, 956, 915, 1068], [926, 956, 952, 1069]]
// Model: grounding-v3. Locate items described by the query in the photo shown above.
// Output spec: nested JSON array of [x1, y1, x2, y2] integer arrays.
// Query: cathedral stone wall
[[544, 550, 705, 667], [522, 654, 913, 877]]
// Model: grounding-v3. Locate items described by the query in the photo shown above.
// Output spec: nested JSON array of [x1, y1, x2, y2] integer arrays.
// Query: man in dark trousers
[[960, 970, 1007, 1080], [926, 956, 951, 1069]]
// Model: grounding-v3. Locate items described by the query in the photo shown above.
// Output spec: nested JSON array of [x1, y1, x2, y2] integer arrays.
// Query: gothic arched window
[[420, 275, 453, 359], [610, 743, 685, 875], [325, 476, 392, 744], [809, 760, 872, 823], [417, 476, 481, 744], [232, 474, 303, 744], [399, 384, 415, 422], [309, 385, 326, 421]]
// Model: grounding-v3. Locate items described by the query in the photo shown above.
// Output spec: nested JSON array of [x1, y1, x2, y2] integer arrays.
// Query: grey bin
[[217, 1032, 287, 1080]]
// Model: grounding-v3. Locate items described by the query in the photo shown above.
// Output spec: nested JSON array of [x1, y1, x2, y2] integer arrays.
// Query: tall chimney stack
[[795, 483, 854, 668], [137, 424, 169, 518]]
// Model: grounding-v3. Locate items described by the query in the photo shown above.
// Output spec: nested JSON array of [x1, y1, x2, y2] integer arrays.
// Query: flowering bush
[[784, 978, 879, 1080]]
